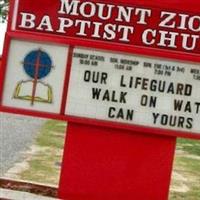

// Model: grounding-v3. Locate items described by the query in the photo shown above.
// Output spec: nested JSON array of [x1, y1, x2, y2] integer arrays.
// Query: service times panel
[[66, 47, 200, 134]]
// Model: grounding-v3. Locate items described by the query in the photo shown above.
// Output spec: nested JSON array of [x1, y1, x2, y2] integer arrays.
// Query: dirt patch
[[170, 171, 189, 193], [4, 145, 48, 180], [184, 154, 200, 160]]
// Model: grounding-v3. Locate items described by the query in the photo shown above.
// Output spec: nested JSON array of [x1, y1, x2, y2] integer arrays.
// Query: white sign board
[[2, 40, 69, 113], [66, 47, 200, 134]]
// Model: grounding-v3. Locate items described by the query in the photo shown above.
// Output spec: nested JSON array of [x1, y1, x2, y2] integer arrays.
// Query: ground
[[3, 120, 200, 199], [170, 139, 200, 200], [4, 120, 66, 186]]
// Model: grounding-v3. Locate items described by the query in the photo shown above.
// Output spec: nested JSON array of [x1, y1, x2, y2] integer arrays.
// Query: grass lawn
[[170, 138, 200, 200], [20, 120, 67, 186]]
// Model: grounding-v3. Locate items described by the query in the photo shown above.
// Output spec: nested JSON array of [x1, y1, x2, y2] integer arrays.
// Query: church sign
[[12, 0, 200, 53], [0, 0, 200, 139]]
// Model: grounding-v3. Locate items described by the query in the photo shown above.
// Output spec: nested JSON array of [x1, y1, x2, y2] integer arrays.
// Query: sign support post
[[59, 123, 176, 200]]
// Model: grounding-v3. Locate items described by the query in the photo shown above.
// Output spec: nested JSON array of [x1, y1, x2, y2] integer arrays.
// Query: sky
[[0, 22, 7, 55]]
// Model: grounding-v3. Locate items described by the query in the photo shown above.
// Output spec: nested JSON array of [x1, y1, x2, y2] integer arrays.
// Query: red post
[[59, 122, 176, 200]]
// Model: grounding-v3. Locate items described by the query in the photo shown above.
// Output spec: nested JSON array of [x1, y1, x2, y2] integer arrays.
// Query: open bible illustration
[[13, 49, 53, 105]]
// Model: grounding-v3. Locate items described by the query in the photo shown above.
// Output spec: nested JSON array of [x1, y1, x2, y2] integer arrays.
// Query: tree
[[0, 0, 8, 22]]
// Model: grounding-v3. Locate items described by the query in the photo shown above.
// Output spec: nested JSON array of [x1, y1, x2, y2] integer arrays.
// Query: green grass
[[170, 138, 200, 200], [177, 138, 200, 156], [171, 186, 200, 200], [36, 120, 66, 149], [20, 120, 66, 186]]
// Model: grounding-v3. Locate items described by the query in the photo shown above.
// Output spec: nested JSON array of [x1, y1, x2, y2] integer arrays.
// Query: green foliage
[[0, 0, 8, 22]]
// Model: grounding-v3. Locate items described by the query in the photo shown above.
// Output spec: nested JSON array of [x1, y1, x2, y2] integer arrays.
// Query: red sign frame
[[1, 0, 200, 140]]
